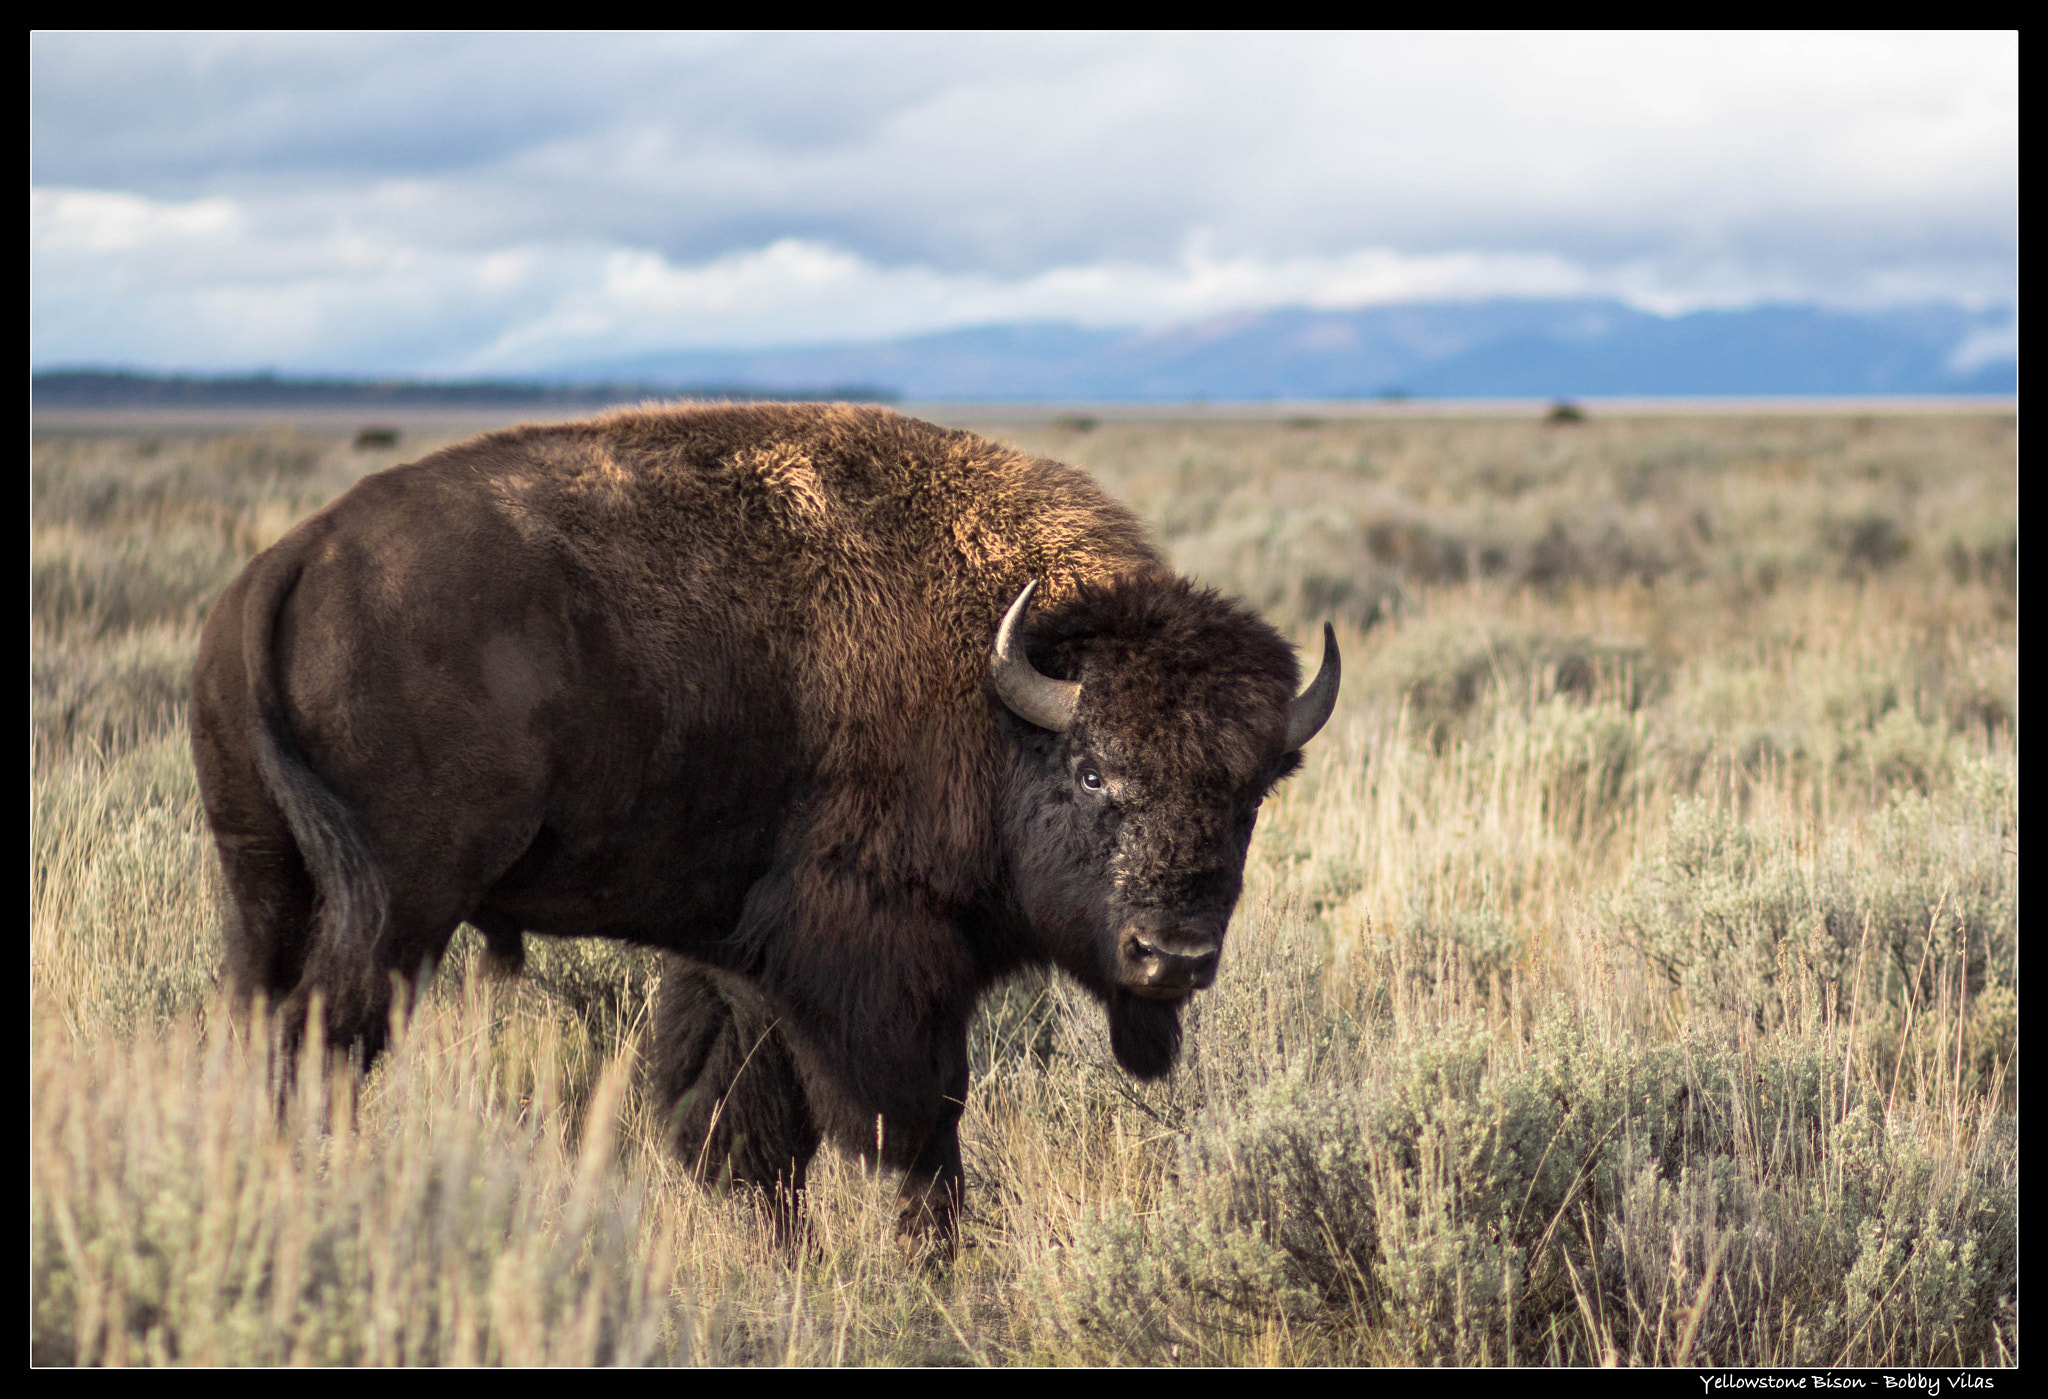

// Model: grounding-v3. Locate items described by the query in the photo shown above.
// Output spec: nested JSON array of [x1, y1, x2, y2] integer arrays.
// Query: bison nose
[[1120, 922, 1222, 998]]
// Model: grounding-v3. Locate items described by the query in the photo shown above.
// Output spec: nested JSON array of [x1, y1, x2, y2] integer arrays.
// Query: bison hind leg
[[652, 959, 820, 1233], [214, 829, 320, 1006]]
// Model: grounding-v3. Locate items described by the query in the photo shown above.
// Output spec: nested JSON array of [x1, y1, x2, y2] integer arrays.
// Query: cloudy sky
[[31, 31, 2017, 376]]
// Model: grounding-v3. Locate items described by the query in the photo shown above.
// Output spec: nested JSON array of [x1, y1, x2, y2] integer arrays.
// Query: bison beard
[[1107, 990, 1185, 1079], [190, 404, 1335, 1257]]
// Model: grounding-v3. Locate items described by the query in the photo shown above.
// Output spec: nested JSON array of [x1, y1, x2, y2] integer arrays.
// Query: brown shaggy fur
[[190, 403, 1324, 1248]]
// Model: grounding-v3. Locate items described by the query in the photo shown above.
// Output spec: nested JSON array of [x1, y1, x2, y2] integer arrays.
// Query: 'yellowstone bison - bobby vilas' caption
[[191, 403, 1339, 1249]]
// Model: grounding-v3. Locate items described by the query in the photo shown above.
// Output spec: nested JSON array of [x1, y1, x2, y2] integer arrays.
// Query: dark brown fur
[[191, 403, 1316, 1248]]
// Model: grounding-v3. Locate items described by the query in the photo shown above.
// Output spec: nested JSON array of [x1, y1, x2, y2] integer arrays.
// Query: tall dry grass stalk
[[31, 411, 2016, 1364]]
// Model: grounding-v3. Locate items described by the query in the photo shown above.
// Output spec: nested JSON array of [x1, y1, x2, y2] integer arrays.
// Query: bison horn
[[990, 581, 1081, 732], [1284, 623, 1341, 752]]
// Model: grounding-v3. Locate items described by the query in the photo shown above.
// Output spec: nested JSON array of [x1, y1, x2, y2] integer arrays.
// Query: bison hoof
[[895, 1201, 960, 1269], [478, 944, 526, 980]]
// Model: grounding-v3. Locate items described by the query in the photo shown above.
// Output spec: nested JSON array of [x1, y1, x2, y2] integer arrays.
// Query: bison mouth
[[1116, 914, 1222, 999]]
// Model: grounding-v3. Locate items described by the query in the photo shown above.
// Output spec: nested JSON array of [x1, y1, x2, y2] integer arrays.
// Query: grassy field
[[31, 406, 2017, 1366]]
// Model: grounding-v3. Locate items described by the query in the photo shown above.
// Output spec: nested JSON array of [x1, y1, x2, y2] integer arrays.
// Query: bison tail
[[241, 551, 393, 1020]]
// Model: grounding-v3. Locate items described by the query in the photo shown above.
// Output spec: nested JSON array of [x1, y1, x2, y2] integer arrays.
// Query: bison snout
[[1119, 918, 1223, 998]]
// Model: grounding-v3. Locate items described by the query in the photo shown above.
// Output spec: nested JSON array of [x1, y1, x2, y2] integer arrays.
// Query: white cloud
[[30, 187, 564, 370], [28, 31, 2017, 370], [27, 182, 2020, 375], [1947, 315, 2018, 374], [31, 187, 240, 252]]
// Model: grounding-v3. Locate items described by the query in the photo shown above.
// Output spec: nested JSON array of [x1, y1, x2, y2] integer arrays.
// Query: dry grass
[[31, 410, 2017, 1365]]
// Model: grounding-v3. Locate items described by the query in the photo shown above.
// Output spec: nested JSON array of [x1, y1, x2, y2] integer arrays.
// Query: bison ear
[[1107, 991, 1183, 1079]]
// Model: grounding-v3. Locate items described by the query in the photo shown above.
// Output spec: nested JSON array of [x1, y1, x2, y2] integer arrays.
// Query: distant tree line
[[30, 370, 898, 408]]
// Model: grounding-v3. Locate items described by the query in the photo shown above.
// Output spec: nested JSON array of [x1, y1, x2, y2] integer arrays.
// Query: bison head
[[990, 579, 1338, 1078]]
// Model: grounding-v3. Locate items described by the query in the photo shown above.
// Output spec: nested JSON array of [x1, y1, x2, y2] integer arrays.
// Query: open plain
[[31, 405, 2017, 1365]]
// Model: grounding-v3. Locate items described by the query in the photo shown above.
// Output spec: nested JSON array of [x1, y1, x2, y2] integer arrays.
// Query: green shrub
[[1038, 1009, 2017, 1366], [31, 1023, 671, 1366], [32, 622, 196, 757], [1045, 1070, 1377, 1362], [1367, 616, 1664, 753], [1615, 780, 2016, 1101], [32, 524, 247, 637]]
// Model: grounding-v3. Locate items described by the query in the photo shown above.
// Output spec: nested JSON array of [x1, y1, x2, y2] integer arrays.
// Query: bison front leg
[[651, 958, 820, 1240], [888, 1028, 970, 1263], [896, 1117, 966, 1262]]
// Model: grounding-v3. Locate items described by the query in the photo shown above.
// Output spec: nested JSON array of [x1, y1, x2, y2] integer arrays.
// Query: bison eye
[[1079, 767, 1105, 792]]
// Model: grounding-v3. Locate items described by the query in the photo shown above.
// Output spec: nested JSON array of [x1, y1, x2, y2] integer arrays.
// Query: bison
[[191, 403, 1338, 1249]]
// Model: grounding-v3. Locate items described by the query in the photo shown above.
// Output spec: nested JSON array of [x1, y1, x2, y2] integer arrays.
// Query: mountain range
[[557, 299, 2016, 400], [36, 299, 2016, 405]]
